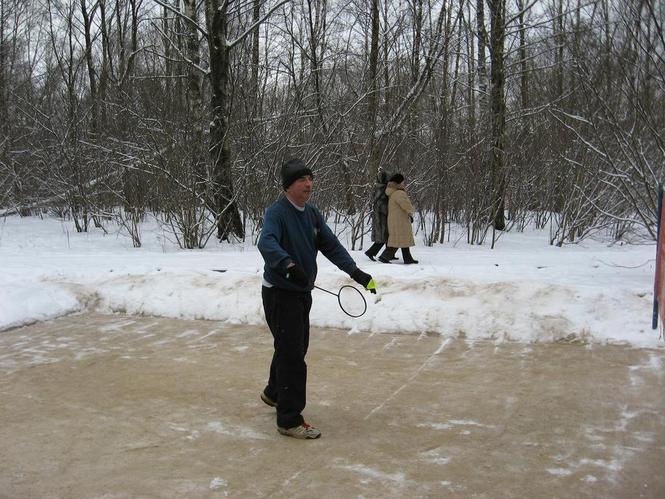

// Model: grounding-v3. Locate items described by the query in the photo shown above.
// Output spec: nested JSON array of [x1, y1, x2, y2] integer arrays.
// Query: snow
[[0, 214, 661, 348]]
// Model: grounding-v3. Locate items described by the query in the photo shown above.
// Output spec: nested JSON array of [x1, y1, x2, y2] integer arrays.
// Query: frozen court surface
[[1, 314, 664, 498]]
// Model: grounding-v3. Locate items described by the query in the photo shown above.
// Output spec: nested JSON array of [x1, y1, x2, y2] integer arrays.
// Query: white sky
[[0, 214, 661, 348]]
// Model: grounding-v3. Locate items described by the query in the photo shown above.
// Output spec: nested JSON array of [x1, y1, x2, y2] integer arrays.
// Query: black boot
[[364, 242, 384, 261], [402, 248, 419, 264], [378, 246, 397, 263]]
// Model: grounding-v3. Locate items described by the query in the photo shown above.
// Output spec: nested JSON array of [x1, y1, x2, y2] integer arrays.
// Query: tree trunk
[[488, 0, 506, 231], [205, 0, 244, 241], [251, 0, 261, 115], [367, 0, 381, 179], [434, 1, 458, 244], [476, 0, 489, 108], [181, 0, 208, 214], [306, 0, 325, 128], [0, 0, 15, 207], [80, 0, 98, 133], [121, 0, 139, 90], [0, 0, 8, 137], [554, 0, 564, 100], [517, 0, 528, 110], [98, 0, 110, 127], [183, 0, 204, 139], [410, 0, 422, 83], [466, 0, 476, 135], [115, 0, 124, 84]]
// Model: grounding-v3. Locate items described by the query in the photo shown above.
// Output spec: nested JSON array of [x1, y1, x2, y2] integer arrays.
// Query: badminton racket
[[314, 284, 367, 318]]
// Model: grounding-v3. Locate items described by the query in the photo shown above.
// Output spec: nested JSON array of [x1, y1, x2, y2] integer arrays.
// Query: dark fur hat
[[389, 173, 404, 184]]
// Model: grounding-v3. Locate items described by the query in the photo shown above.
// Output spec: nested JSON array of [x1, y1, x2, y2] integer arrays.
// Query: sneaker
[[277, 422, 321, 439], [260, 391, 278, 408]]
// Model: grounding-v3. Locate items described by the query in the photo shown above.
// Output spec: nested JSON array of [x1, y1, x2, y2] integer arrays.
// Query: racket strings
[[338, 285, 367, 317]]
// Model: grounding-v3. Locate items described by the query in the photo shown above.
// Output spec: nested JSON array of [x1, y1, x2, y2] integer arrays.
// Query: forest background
[[1, 0, 663, 250]]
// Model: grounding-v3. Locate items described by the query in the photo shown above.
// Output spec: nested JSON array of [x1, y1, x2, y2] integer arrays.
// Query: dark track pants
[[364, 241, 384, 258], [262, 286, 312, 429]]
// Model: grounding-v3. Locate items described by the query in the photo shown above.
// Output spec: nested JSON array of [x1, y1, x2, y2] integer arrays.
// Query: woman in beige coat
[[378, 173, 419, 264]]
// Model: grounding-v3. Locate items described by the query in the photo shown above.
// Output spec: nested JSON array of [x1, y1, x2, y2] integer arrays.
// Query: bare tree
[[366, 0, 380, 178], [205, 0, 289, 241], [488, 0, 507, 234]]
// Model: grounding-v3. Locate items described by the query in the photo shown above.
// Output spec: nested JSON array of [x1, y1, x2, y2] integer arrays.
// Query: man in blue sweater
[[258, 158, 375, 439]]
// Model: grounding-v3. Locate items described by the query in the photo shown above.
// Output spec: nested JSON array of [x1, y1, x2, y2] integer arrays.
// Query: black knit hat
[[389, 173, 404, 184], [281, 158, 313, 190]]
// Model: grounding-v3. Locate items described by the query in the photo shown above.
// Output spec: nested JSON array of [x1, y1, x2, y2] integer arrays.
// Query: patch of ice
[[440, 480, 465, 491], [417, 422, 453, 430], [418, 419, 495, 431], [448, 419, 486, 426], [383, 338, 399, 351], [420, 448, 450, 465], [207, 421, 268, 440], [579, 458, 622, 472], [547, 468, 572, 476], [99, 319, 136, 333], [209, 477, 227, 490], [176, 329, 200, 338], [336, 464, 406, 484], [629, 353, 664, 386], [186, 430, 201, 440], [633, 431, 655, 443]]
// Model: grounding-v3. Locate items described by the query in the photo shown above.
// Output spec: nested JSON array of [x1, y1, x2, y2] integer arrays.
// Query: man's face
[[286, 175, 313, 206]]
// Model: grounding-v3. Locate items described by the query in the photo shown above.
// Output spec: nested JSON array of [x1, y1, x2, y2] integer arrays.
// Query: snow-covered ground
[[0, 214, 661, 347]]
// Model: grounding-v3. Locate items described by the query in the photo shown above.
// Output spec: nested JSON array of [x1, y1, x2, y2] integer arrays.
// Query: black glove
[[285, 264, 309, 286], [351, 268, 376, 294], [409, 215, 414, 223]]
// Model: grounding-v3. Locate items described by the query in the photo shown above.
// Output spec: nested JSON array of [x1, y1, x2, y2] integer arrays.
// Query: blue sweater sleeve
[[257, 203, 291, 274]]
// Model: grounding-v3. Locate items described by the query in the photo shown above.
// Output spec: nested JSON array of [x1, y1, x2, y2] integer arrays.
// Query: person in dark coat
[[378, 173, 419, 264], [257, 158, 376, 439], [364, 169, 390, 261]]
